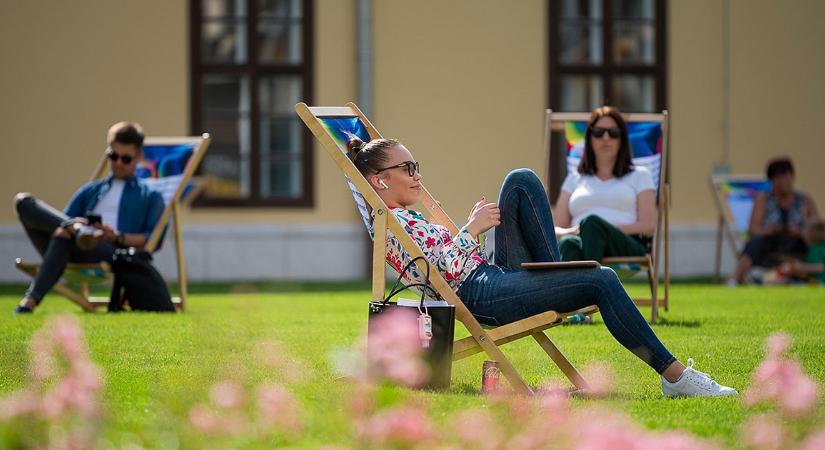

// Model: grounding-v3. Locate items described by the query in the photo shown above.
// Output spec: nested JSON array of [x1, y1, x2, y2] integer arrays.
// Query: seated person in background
[[729, 158, 819, 285], [553, 106, 657, 262], [345, 135, 736, 397], [768, 219, 825, 285], [14, 122, 164, 314]]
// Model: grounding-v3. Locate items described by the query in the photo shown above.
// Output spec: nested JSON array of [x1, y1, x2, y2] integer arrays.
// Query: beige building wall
[[372, 0, 547, 222], [0, 1, 189, 222], [727, 0, 825, 202]]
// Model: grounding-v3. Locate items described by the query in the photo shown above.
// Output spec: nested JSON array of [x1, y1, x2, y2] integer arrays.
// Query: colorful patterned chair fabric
[[709, 175, 771, 280]]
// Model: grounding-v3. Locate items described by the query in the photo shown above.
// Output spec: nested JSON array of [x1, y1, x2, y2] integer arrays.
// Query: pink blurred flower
[[188, 403, 247, 436], [581, 363, 615, 399], [765, 333, 791, 359], [51, 315, 88, 360], [638, 432, 721, 450], [210, 380, 245, 409], [254, 340, 307, 384], [801, 428, 825, 450], [740, 414, 787, 450], [344, 382, 375, 418], [365, 308, 430, 388], [0, 391, 40, 420], [257, 383, 302, 434], [745, 334, 821, 417], [450, 409, 505, 450], [189, 404, 220, 433], [354, 405, 438, 446], [569, 407, 644, 450]]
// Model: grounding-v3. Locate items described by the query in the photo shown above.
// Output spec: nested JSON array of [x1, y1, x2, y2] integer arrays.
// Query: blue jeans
[[456, 169, 676, 373], [16, 194, 116, 303]]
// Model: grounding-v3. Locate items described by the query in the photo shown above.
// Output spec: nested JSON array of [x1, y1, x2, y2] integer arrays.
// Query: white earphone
[[378, 180, 390, 190]]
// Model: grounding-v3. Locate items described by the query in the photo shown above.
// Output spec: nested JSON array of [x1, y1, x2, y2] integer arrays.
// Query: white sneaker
[[661, 359, 738, 398], [725, 278, 738, 288]]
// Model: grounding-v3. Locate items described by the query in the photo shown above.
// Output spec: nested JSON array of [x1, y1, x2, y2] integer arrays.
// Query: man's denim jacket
[[64, 174, 165, 244]]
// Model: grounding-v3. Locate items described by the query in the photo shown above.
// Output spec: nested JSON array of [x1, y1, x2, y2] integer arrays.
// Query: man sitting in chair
[[13, 122, 164, 314]]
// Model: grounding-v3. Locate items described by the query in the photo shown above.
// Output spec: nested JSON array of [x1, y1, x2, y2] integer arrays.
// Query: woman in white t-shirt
[[554, 106, 657, 261]]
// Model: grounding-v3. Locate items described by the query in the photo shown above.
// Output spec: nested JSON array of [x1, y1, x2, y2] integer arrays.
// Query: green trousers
[[559, 215, 649, 261]]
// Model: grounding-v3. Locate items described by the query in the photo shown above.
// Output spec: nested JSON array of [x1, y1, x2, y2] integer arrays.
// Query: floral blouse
[[374, 208, 486, 292]]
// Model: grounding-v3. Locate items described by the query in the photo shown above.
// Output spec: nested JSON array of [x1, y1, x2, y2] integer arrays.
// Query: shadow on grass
[[652, 317, 702, 328]]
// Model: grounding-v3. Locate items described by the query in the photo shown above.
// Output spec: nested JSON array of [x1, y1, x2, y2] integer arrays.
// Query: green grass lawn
[[1, 281, 824, 448]]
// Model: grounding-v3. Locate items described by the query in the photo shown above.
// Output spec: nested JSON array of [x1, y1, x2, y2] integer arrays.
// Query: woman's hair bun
[[345, 133, 366, 159]]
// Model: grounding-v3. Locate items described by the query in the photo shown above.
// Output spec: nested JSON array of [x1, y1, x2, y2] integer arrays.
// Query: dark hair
[[107, 121, 145, 148], [578, 106, 634, 178], [345, 134, 400, 176], [766, 157, 794, 180]]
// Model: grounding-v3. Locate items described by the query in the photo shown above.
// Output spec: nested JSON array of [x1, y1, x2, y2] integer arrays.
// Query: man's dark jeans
[[16, 195, 115, 303]]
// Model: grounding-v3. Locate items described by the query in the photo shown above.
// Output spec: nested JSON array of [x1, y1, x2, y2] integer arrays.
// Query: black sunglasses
[[375, 160, 420, 177], [591, 126, 622, 139], [106, 148, 134, 164]]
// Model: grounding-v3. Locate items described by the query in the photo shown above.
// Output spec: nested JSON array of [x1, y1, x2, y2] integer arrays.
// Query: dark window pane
[[202, 152, 247, 198], [202, 0, 246, 17], [560, 75, 604, 111], [611, 75, 655, 112], [259, 76, 302, 198], [560, 0, 603, 19], [612, 21, 655, 65], [612, 0, 654, 19], [560, 23, 603, 65], [202, 75, 251, 197], [263, 160, 302, 198], [258, 0, 302, 18], [259, 75, 301, 114], [201, 19, 247, 63], [257, 22, 302, 63]]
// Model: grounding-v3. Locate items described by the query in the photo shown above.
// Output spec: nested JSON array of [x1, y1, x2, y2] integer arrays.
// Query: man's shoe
[[14, 304, 33, 314], [75, 225, 104, 251], [662, 359, 738, 398]]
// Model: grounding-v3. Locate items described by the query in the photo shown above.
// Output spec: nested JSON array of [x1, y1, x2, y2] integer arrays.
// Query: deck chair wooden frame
[[546, 110, 670, 323], [297, 102, 599, 395], [15, 134, 211, 312], [709, 174, 770, 282]]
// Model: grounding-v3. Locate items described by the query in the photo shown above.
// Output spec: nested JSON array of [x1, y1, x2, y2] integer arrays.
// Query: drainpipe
[[716, 0, 731, 175], [356, 0, 373, 116], [356, 0, 374, 280]]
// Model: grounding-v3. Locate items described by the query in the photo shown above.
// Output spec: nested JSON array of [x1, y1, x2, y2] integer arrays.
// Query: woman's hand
[[466, 196, 500, 238]]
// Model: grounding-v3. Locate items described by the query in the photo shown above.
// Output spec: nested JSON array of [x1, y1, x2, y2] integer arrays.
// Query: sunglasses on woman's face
[[106, 148, 134, 164], [375, 160, 420, 177], [591, 126, 622, 139]]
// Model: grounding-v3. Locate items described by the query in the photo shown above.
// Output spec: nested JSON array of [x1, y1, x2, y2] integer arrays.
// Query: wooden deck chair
[[709, 174, 771, 282], [297, 102, 600, 395], [15, 135, 211, 312], [546, 111, 670, 323]]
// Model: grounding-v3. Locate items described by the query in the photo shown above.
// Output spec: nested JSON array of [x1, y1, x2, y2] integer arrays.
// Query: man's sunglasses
[[591, 126, 622, 139], [375, 160, 420, 177], [106, 149, 134, 164]]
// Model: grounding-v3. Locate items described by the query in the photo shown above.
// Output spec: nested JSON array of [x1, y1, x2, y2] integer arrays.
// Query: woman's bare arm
[[615, 190, 657, 236]]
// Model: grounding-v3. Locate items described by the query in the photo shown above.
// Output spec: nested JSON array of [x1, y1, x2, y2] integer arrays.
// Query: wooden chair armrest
[[521, 261, 600, 270]]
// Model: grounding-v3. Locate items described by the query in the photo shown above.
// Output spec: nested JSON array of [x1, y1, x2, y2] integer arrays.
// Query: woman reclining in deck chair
[[346, 136, 736, 398], [553, 106, 656, 263]]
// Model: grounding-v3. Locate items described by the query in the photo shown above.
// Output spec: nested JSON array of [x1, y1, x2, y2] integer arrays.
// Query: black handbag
[[109, 247, 175, 313], [368, 256, 455, 390]]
